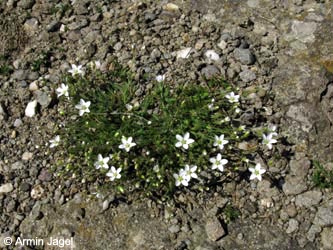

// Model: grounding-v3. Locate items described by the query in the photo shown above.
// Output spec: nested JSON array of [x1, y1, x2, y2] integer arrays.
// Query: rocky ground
[[1, 0, 333, 249]]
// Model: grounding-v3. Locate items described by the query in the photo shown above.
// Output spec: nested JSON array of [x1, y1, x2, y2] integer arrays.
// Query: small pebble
[[22, 151, 33, 161]]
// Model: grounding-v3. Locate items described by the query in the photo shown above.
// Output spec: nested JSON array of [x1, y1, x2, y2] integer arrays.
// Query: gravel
[[0, 0, 332, 249], [205, 217, 226, 241], [0, 183, 14, 193], [234, 48, 256, 65]]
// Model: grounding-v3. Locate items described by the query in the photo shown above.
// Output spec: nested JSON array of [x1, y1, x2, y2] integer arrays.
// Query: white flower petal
[[187, 138, 194, 144], [176, 134, 183, 141]]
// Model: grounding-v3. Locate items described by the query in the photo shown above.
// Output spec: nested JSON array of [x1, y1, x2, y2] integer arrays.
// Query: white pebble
[[205, 50, 220, 61], [25, 100, 37, 117], [0, 183, 14, 193], [176, 47, 192, 59]]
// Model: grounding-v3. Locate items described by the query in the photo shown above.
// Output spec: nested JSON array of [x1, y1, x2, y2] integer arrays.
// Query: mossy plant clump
[[52, 61, 276, 197]]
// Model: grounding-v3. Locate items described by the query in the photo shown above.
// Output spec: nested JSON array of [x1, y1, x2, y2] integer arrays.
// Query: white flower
[[25, 100, 37, 117], [183, 164, 198, 179], [249, 163, 266, 181], [175, 132, 195, 150], [56, 83, 69, 98], [94, 154, 110, 170], [222, 116, 230, 123], [268, 124, 278, 136], [173, 171, 190, 186], [262, 133, 277, 149], [106, 166, 122, 181], [208, 103, 215, 111], [156, 74, 165, 82], [68, 64, 84, 76], [119, 136, 136, 152], [153, 165, 159, 172], [49, 135, 60, 148], [214, 134, 229, 150], [235, 108, 241, 114], [75, 99, 91, 116], [209, 153, 228, 172], [225, 92, 240, 103]]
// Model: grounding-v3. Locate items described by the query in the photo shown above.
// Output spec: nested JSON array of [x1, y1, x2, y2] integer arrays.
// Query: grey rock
[[12, 70, 27, 80], [46, 20, 61, 32], [0, 104, 5, 115], [74, 1, 89, 15], [67, 30, 81, 41], [31, 202, 43, 220], [286, 204, 298, 218], [20, 182, 31, 192], [247, 0, 259, 8], [320, 227, 333, 250], [286, 105, 313, 132], [38, 169, 53, 182], [201, 65, 220, 79], [282, 176, 307, 195], [68, 19, 89, 30], [257, 180, 279, 198], [234, 48, 255, 65], [12, 161, 24, 170], [218, 40, 227, 50], [0, 183, 14, 193], [220, 33, 232, 42], [18, 0, 35, 9], [145, 12, 156, 22], [313, 200, 333, 227], [307, 224, 321, 242], [286, 219, 299, 234], [283, 159, 310, 195], [102, 200, 110, 211], [295, 191, 322, 208], [24, 18, 39, 33], [205, 217, 226, 241], [239, 69, 256, 82], [35, 90, 52, 107], [22, 151, 33, 161], [168, 224, 180, 233], [290, 21, 317, 43], [80, 44, 96, 59], [28, 72, 39, 81], [289, 159, 310, 177], [220, 219, 302, 249], [29, 81, 39, 91], [0, 104, 6, 121], [20, 197, 174, 249], [151, 48, 161, 60], [14, 119, 23, 127], [114, 42, 122, 51], [194, 246, 215, 250], [6, 199, 17, 213]]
